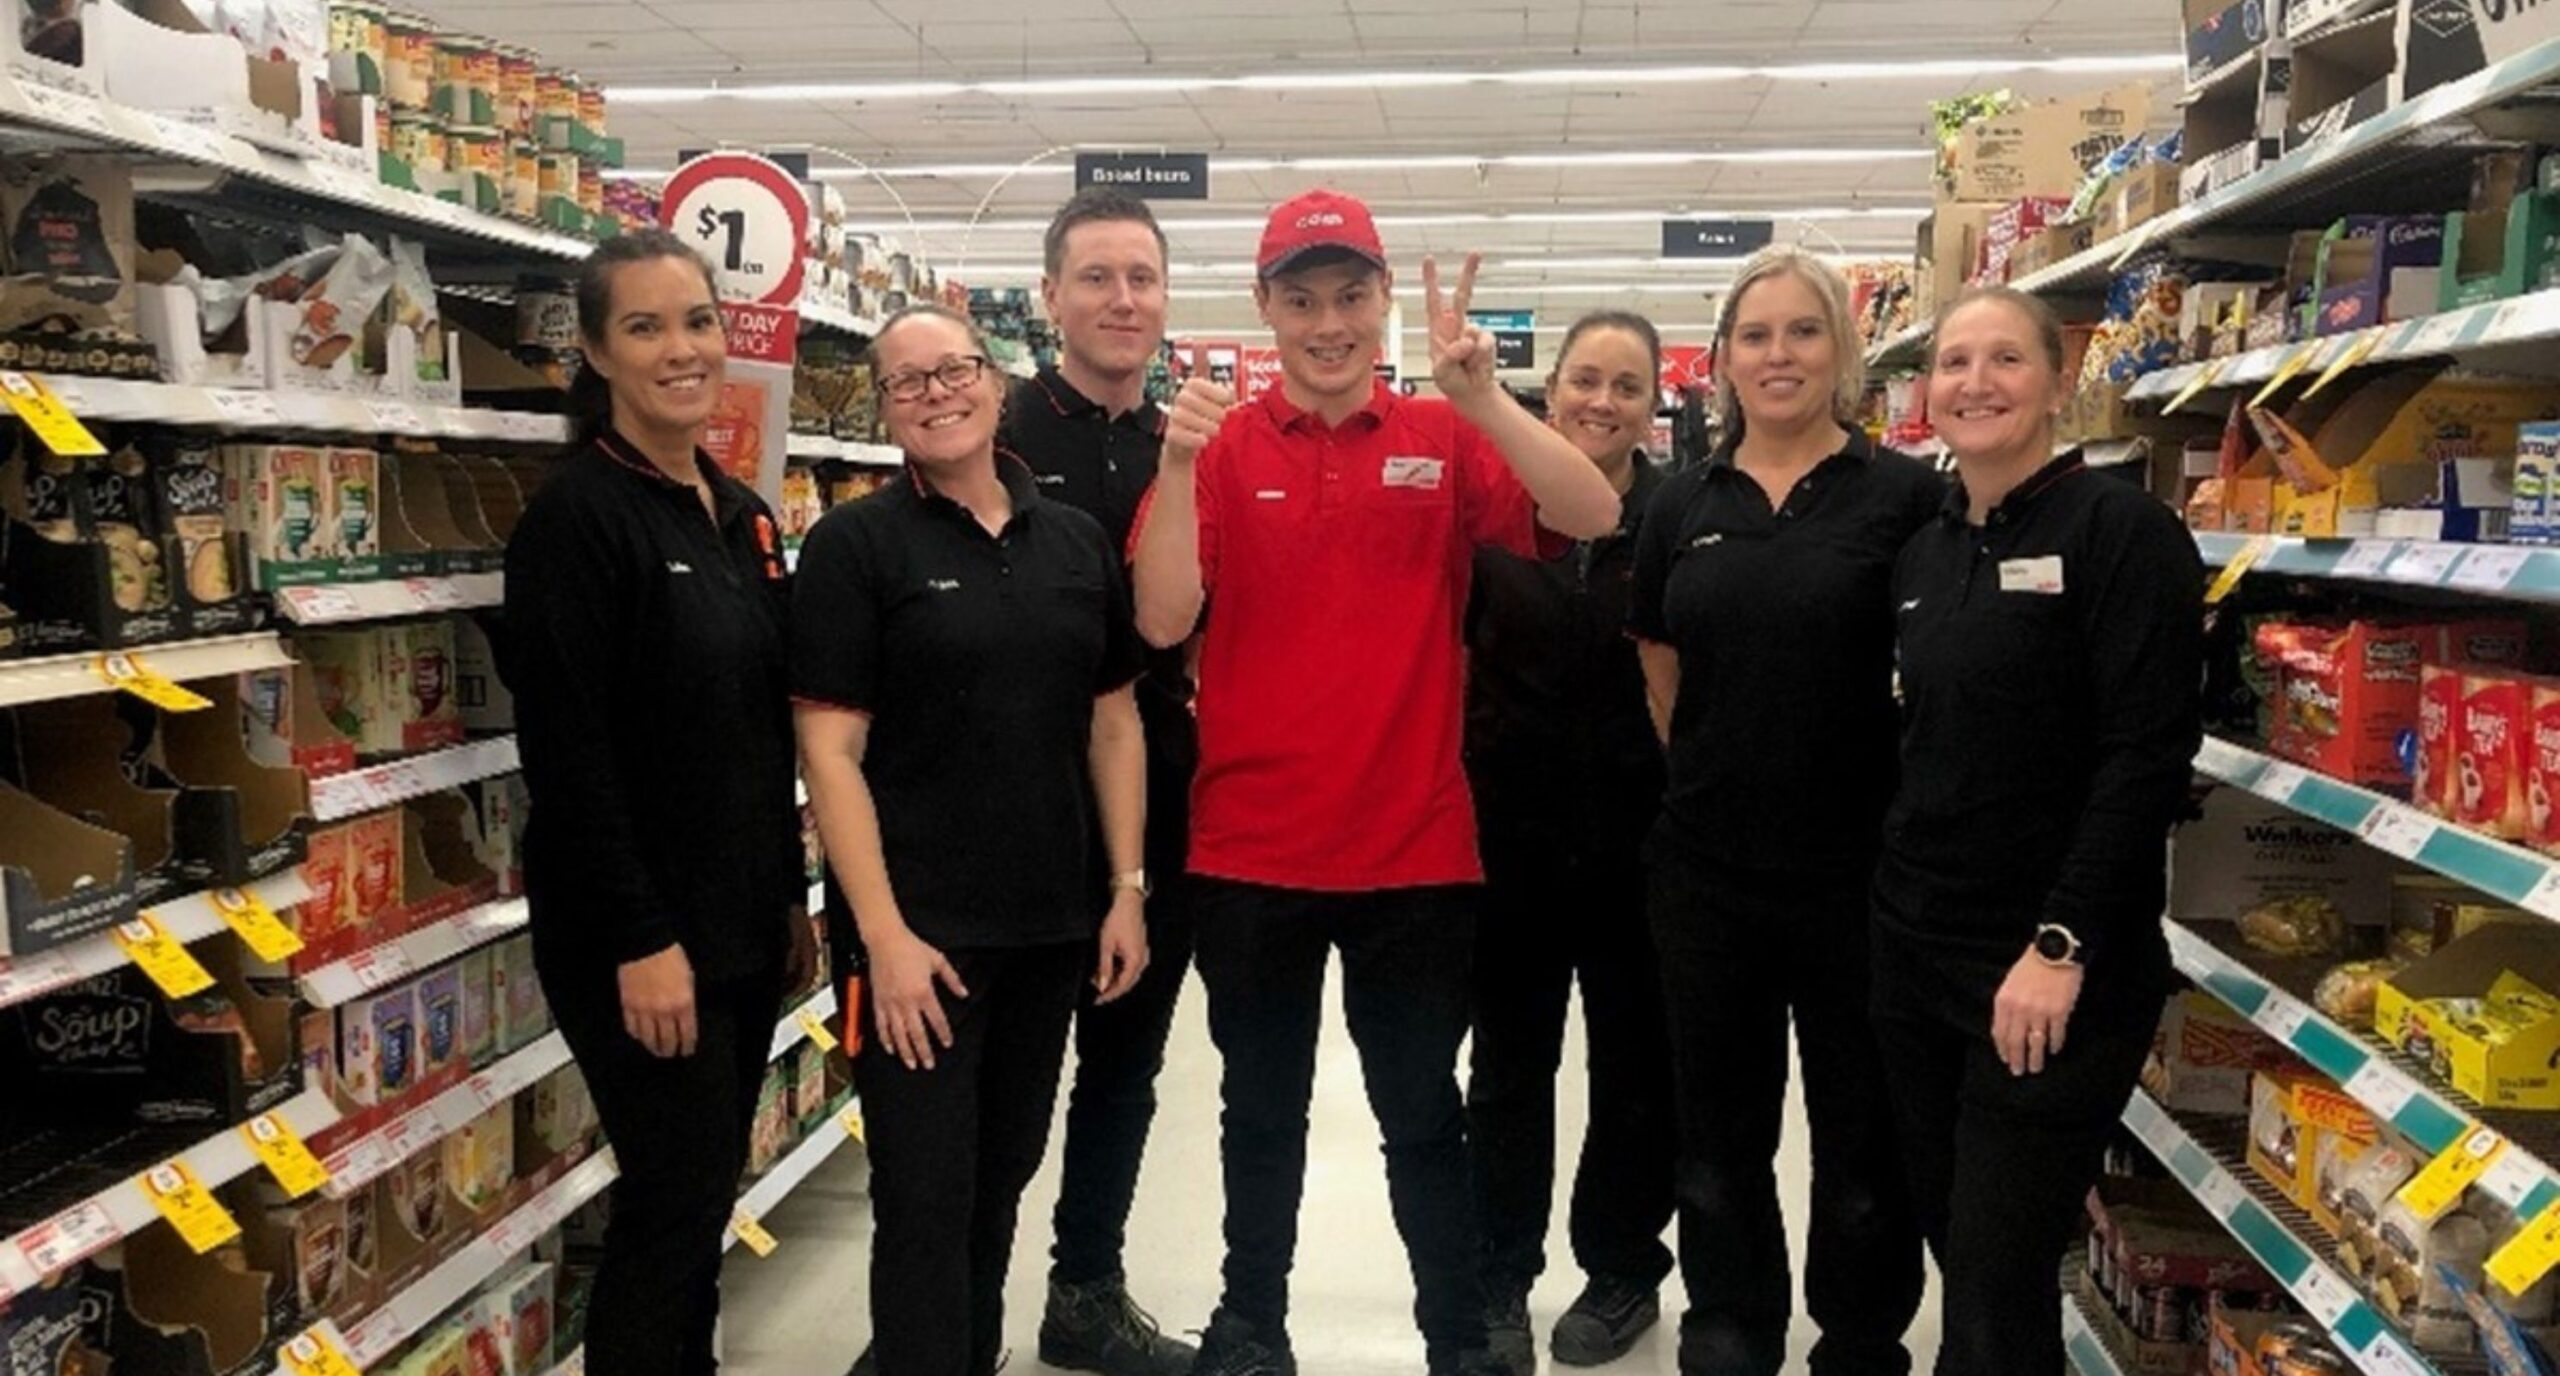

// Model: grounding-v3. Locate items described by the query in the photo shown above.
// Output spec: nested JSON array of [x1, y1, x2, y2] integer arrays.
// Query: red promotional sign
[[660, 152, 811, 308], [1660, 345, 1713, 396]]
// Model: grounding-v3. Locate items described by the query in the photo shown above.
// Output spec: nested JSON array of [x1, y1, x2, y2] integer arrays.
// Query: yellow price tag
[[2248, 343, 2322, 409], [0, 370, 103, 456], [278, 1331, 363, 1376], [94, 653, 213, 713], [240, 1111, 331, 1199], [140, 1159, 240, 1253], [2205, 535, 2271, 606], [113, 915, 215, 999], [730, 1207, 778, 1257], [2399, 1126, 2506, 1222], [2161, 358, 2230, 416], [839, 1105, 866, 1144], [2304, 329, 2386, 399], [212, 887, 302, 963], [795, 1007, 840, 1055], [2490, 1203, 2560, 1295]]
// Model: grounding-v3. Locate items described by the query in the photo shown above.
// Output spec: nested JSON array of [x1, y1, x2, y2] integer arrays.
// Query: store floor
[[720, 967, 1947, 1375]]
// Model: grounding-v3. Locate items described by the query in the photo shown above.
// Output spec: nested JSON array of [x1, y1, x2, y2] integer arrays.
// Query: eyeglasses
[[878, 355, 990, 402]]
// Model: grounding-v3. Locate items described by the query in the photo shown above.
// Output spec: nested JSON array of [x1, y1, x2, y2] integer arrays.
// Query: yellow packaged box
[[2374, 921, 2560, 1109], [2265, 371, 2560, 538], [2245, 1068, 2378, 1235]]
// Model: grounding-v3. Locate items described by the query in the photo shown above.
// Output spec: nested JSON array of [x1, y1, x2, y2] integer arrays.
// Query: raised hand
[[1423, 252, 1498, 403], [1163, 345, 1236, 468]]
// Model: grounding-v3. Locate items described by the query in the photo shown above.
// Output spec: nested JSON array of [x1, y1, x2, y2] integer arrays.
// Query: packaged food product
[[328, 447, 378, 562], [290, 232, 395, 374], [537, 69, 577, 147], [494, 1261, 555, 1375], [493, 933, 546, 1051], [343, 807, 402, 930], [384, 618, 461, 751], [296, 822, 351, 950], [381, 237, 445, 385], [2314, 958, 2401, 1029], [149, 433, 241, 614], [431, 34, 497, 128], [496, 44, 537, 138], [329, 0, 387, 94], [452, 126, 503, 215], [338, 983, 416, 1106], [2417, 662, 2461, 816], [0, 156, 137, 335], [2531, 680, 2560, 854], [415, 961, 461, 1081], [577, 80, 604, 142], [507, 140, 539, 221], [459, 945, 495, 1066], [390, 111, 444, 175], [2239, 894, 2347, 957], [2335, 1141, 2421, 1278], [86, 444, 171, 616], [2459, 670, 2533, 839]]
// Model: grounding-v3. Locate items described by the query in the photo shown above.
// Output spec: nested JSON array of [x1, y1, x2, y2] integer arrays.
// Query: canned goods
[[577, 160, 602, 216], [382, 9, 435, 111], [578, 82, 605, 142], [434, 35, 498, 128], [540, 70, 581, 149], [497, 45, 537, 139], [515, 285, 578, 352], [389, 111, 442, 174], [508, 140, 539, 220], [373, 100, 390, 162], [329, 0, 386, 96], [539, 148, 578, 202], [452, 125, 502, 214]]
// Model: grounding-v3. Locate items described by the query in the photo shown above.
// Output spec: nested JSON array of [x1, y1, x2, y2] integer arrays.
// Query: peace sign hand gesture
[[1424, 252, 1498, 404]]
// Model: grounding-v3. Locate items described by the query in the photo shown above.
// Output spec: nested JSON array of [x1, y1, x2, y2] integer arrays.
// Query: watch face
[[2036, 928, 2076, 962]]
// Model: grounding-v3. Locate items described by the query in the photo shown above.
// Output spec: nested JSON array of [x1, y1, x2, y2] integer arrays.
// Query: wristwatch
[[1110, 869, 1151, 899], [2032, 923, 2084, 969]]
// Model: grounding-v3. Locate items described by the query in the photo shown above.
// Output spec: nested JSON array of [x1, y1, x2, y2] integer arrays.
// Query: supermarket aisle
[[720, 966, 1944, 1375]]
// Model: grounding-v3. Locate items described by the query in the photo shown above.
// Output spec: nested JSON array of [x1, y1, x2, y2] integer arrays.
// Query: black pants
[[537, 947, 784, 1376], [1193, 878, 1483, 1364], [1870, 924, 2156, 1376], [1648, 845, 1924, 1376], [1468, 841, 1675, 1297], [857, 941, 1086, 1376], [1050, 878, 1197, 1286]]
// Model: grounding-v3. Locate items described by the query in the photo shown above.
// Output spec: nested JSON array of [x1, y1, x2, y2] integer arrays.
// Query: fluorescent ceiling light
[[609, 148, 1932, 183], [609, 54, 2179, 104]]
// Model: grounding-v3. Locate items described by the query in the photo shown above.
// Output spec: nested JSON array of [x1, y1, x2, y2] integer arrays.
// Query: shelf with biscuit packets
[[307, 735, 520, 825], [2121, 1087, 2443, 1375], [29, 371, 572, 443], [2194, 533, 2560, 603], [316, 1028, 572, 1203], [2127, 288, 2560, 407], [274, 572, 505, 627], [2192, 735, 2560, 925], [0, 1083, 339, 1302], [0, 868, 313, 1011], [1863, 35, 2560, 371], [0, 632, 293, 709], [297, 896, 528, 1008], [784, 434, 905, 466]]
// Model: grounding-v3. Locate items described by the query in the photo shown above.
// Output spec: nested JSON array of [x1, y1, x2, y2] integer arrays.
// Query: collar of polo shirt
[[1943, 446, 2086, 524], [1264, 376, 1395, 434]]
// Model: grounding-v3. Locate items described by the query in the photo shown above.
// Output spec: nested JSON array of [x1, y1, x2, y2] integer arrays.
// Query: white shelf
[[784, 434, 903, 466], [275, 573, 504, 627], [309, 736, 520, 824], [0, 869, 313, 1011], [725, 1110, 856, 1253], [2194, 531, 2560, 601], [768, 985, 840, 1064], [298, 897, 530, 1009], [0, 632, 292, 709], [2062, 1290, 2125, 1376], [2128, 287, 2560, 402], [318, 1031, 574, 1203], [35, 372, 568, 442], [0, 1085, 340, 1301]]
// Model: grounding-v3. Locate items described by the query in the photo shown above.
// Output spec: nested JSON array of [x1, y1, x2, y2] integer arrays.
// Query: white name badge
[[1998, 555, 2065, 595], [1382, 456, 1444, 490]]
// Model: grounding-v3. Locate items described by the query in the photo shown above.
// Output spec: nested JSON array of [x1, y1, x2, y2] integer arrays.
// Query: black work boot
[[1186, 1310, 1296, 1376], [1549, 1275, 1660, 1367], [1039, 1274, 1199, 1376], [1483, 1283, 1535, 1376]]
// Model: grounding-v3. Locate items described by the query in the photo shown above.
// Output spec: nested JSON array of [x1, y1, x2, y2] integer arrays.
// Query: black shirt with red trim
[[1876, 450, 2203, 1014], [500, 430, 800, 981], [789, 454, 1145, 950]]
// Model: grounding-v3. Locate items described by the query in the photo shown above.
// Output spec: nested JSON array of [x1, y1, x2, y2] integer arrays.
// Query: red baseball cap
[[1257, 189, 1388, 278]]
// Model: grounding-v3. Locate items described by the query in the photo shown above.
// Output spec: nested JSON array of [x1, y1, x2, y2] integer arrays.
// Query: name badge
[[1382, 456, 1444, 490], [1998, 555, 2065, 595]]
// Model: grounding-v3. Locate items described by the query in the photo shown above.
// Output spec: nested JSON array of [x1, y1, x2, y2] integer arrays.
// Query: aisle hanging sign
[[661, 152, 811, 505], [1073, 153, 1211, 200], [1468, 310, 1536, 370], [1660, 219, 1775, 260]]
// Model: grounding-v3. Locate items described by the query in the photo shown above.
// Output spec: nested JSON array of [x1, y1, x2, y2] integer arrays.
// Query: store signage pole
[[660, 152, 811, 506]]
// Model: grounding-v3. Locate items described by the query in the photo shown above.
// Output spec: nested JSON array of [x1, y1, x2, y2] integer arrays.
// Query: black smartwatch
[[2033, 923, 2084, 969]]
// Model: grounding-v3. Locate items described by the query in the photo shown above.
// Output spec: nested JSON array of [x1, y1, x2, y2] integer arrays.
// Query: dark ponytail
[[568, 228, 719, 447]]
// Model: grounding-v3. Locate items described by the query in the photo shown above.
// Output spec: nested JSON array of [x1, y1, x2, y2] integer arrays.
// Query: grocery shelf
[[0, 632, 292, 709], [319, 1031, 574, 1203], [31, 372, 569, 442], [0, 869, 314, 1011], [725, 1108, 858, 1254], [292, 1148, 620, 1371], [799, 302, 883, 337], [2062, 1287, 2126, 1376], [276, 573, 505, 627], [298, 897, 529, 1008], [2129, 287, 2560, 403], [2192, 734, 2560, 922], [309, 735, 521, 824], [0, 1085, 339, 1301], [2120, 1088, 2441, 1375], [2194, 531, 2560, 601], [784, 434, 904, 466], [768, 985, 841, 1064]]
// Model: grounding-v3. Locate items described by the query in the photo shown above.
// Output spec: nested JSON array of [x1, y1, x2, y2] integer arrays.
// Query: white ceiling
[[409, 0, 2184, 347]]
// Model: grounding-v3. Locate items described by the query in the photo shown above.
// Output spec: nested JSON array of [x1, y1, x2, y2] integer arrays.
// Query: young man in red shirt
[[1132, 190, 1621, 1376]]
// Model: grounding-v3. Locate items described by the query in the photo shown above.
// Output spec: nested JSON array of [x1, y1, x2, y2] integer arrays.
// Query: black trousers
[[1647, 844, 1924, 1376], [857, 941, 1086, 1376], [1869, 924, 2156, 1376], [536, 947, 784, 1376], [1193, 878, 1484, 1364], [1049, 877, 1198, 1286], [1467, 839, 1675, 1297]]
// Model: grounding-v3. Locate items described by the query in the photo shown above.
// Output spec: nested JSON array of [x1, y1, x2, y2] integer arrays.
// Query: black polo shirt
[[1000, 367, 1197, 868], [502, 431, 800, 982], [790, 455, 1145, 950], [1629, 431, 1944, 872], [1875, 452, 2203, 1007], [1466, 455, 1666, 858]]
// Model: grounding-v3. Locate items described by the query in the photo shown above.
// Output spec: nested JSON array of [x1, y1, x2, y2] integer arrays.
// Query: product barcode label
[[2450, 546, 2533, 592], [2405, 313, 2469, 356], [2347, 1060, 2422, 1120], [2196, 1170, 2249, 1218], [2254, 762, 2311, 803], [2388, 543, 2466, 585], [2254, 998, 2309, 1043], [2332, 539, 2400, 579], [2294, 1266, 2357, 1327], [2357, 807, 2436, 861], [205, 389, 284, 426], [16, 1201, 116, 1276], [0, 950, 79, 1007]]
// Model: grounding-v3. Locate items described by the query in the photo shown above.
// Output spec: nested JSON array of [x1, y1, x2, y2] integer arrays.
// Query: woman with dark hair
[[1874, 285, 2203, 1374], [501, 228, 815, 1376], [1464, 309, 1677, 1374]]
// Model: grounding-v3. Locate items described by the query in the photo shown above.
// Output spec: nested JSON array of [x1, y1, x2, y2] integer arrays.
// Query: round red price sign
[[660, 153, 811, 308]]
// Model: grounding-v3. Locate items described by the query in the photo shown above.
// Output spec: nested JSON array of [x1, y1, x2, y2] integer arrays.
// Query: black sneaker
[[1430, 1351, 1518, 1376], [1483, 1285, 1535, 1376], [1041, 1275, 1200, 1376], [1187, 1311, 1297, 1376], [1549, 1276, 1659, 1367]]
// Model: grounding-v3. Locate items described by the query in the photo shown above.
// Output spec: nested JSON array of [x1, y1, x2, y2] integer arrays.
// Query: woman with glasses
[[794, 303, 1151, 1376]]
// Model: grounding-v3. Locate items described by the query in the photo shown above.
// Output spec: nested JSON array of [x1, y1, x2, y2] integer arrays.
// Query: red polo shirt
[[1139, 381, 1547, 891]]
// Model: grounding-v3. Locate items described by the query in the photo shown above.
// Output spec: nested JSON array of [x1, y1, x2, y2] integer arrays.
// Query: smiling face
[[1255, 258, 1390, 413], [583, 254, 725, 440], [1721, 270, 1840, 435], [1043, 218, 1168, 384], [1928, 296, 2064, 466], [874, 311, 1003, 468], [1547, 325, 1656, 468]]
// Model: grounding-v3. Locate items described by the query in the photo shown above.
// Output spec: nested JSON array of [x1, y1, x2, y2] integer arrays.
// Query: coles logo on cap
[[1259, 190, 1386, 277]]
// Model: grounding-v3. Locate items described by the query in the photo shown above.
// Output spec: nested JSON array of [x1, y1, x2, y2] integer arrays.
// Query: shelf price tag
[[794, 1006, 840, 1054], [498, 412, 554, 442], [0, 370, 103, 456], [2196, 1168, 2249, 1218], [2252, 997, 2309, 1044], [2161, 358, 2230, 416], [17, 81, 114, 137], [839, 1104, 866, 1143], [2294, 1266, 2357, 1327], [2389, 542, 2467, 585], [279, 1331, 363, 1376], [17, 1200, 116, 1277], [93, 652, 212, 712], [2346, 1059, 2422, 1120], [112, 915, 213, 998], [406, 578, 463, 612], [2205, 534, 2269, 605], [2249, 342, 2322, 408], [280, 585, 363, 624], [363, 400, 422, 434], [2450, 546, 2534, 592], [205, 388, 284, 427], [2357, 807, 2436, 861], [2358, 1335, 2430, 1376], [212, 887, 302, 962], [2494, 1207, 2560, 1296], [2399, 1126, 2507, 1221], [2305, 329, 2388, 398], [2479, 1146, 2545, 1212], [729, 1206, 778, 1256], [2255, 762, 2311, 804], [141, 1159, 240, 1252], [2524, 867, 2560, 922], [240, 1112, 330, 1198], [2332, 539, 2402, 579], [342, 941, 415, 994], [0, 948, 77, 1007]]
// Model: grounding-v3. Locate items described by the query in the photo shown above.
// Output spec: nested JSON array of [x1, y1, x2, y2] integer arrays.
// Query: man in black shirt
[[996, 186, 1199, 1376]]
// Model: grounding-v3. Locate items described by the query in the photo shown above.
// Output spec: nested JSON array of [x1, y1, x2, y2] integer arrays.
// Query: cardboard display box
[[2093, 162, 2183, 244], [2400, 0, 2560, 102], [2183, 49, 2290, 203], [2309, 215, 2445, 337], [0, 774, 135, 957], [1944, 82, 2152, 203], [2184, 0, 2270, 89], [2374, 921, 2560, 1109], [1916, 199, 2000, 317], [2256, 371, 2560, 539], [2170, 786, 2409, 932], [2284, 7, 2398, 154], [1, 935, 299, 1126]]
